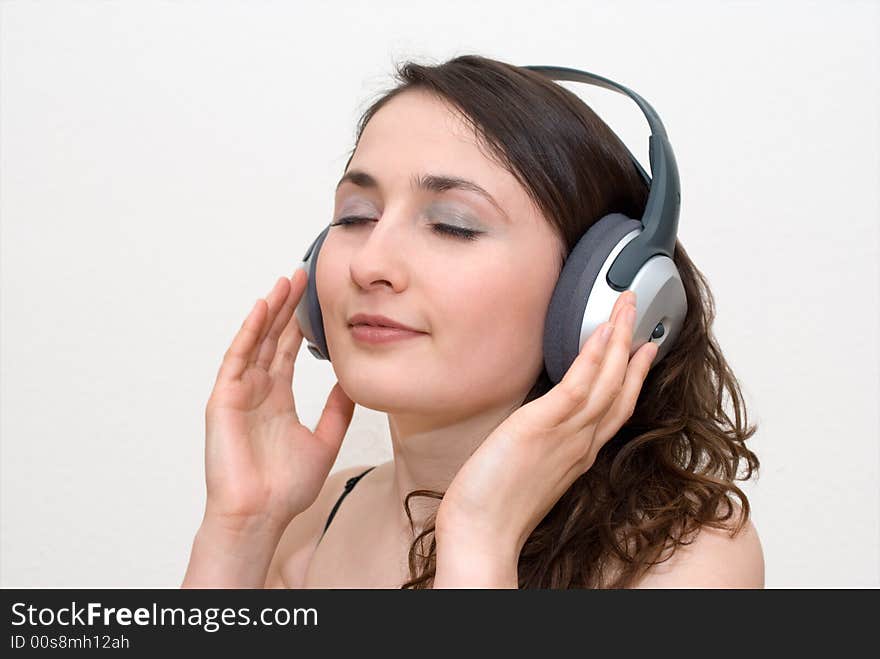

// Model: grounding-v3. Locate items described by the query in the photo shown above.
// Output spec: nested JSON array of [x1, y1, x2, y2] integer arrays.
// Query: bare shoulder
[[632, 503, 765, 589], [263, 464, 376, 589]]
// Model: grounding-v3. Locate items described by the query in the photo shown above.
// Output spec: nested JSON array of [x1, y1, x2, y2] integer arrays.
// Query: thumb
[[313, 381, 356, 453]]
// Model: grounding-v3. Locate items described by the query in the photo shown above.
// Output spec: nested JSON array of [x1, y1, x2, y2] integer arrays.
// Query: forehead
[[357, 89, 485, 158], [348, 90, 535, 219]]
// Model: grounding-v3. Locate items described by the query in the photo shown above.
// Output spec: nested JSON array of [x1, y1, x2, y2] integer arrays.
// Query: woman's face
[[318, 89, 566, 419]]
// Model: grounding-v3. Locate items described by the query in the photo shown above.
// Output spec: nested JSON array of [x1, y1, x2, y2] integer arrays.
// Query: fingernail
[[627, 305, 637, 324], [600, 323, 614, 341]]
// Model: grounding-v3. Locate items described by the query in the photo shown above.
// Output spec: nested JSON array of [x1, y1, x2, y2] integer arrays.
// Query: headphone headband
[[522, 65, 681, 290]]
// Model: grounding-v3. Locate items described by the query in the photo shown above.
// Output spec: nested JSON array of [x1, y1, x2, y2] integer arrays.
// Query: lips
[[347, 313, 426, 333]]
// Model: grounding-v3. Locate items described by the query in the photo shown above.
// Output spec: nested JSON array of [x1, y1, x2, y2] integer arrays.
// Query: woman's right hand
[[201, 268, 355, 537]]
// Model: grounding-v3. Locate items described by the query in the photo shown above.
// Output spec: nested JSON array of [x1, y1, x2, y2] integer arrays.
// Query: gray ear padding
[[543, 213, 642, 384], [294, 226, 331, 361]]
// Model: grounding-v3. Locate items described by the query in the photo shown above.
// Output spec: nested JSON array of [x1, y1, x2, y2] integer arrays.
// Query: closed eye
[[330, 215, 481, 241]]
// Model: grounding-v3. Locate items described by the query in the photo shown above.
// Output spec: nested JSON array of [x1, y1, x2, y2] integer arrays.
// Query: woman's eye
[[330, 216, 480, 241], [330, 215, 375, 228]]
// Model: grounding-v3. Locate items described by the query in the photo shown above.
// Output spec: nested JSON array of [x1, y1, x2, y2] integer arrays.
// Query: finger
[[246, 276, 291, 370], [312, 382, 356, 454], [255, 270, 304, 371], [583, 296, 639, 421], [545, 290, 635, 416], [268, 269, 308, 380], [609, 289, 636, 323], [216, 297, 268, 383], [592, 340, 658, 450], [542, 319, 615, 424], [534, 290, 637, 424]]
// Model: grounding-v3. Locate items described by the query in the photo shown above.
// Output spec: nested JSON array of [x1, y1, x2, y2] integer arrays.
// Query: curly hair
[[339, 54, 760, 588]]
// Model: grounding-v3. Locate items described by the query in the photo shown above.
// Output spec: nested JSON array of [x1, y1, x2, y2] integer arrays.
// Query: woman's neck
[[379, 399, 521, 534]]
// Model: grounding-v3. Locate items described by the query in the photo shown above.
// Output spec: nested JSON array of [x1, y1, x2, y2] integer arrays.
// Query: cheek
[[314, 241, 348, 316], [437, 266, 550, 369]]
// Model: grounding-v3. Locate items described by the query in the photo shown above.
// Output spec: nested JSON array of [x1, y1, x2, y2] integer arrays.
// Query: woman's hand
[[434, 290, 658, 573], [202, 269, 356, 537]]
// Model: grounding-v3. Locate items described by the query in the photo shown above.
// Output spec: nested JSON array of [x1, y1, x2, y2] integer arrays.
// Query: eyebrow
[[335, 169, 510, 223]]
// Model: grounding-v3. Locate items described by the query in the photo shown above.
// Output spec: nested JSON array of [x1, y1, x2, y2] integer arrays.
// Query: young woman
[[183, 54, 763, 589]]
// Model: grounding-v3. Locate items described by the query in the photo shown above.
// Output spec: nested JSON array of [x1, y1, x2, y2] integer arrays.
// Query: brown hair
[[341, 54, 760, 588]]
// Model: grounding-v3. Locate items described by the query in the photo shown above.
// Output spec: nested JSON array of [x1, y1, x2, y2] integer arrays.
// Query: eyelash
[[330, 215, 480, 242]]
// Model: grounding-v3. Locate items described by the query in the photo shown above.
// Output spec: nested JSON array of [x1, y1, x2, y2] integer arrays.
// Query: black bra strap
[[320, 466, 376, 538]]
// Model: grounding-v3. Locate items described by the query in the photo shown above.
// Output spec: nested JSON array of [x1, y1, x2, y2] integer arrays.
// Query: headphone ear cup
[[295, 226, 332, 361], [544, 213, 644, 384]]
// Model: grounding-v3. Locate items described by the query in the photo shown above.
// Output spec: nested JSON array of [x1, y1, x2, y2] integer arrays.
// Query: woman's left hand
[[434, 290, 659, 571]]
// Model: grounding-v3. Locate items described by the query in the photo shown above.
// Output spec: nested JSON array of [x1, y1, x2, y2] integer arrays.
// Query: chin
[[335, 363, 418, 409]]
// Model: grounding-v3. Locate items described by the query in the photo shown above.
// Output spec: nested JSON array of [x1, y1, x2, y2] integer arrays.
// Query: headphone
[[294, 65, 687, 385]]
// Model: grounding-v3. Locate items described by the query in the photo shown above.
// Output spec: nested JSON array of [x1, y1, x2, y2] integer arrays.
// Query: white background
[[1, 0, 877, 588]]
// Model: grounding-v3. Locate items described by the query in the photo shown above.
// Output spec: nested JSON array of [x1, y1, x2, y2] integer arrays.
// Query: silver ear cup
[[294, 227, 331, 361], [543, 213, 687, 384], [580, 245, 687, 369]]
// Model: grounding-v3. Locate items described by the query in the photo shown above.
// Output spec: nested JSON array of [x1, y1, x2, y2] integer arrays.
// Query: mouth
[[347, 313, 426, 333], [348, 324, 428, 344]]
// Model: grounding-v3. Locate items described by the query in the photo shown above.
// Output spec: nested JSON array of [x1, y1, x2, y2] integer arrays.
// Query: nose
[[347, 211, 410, 293]]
